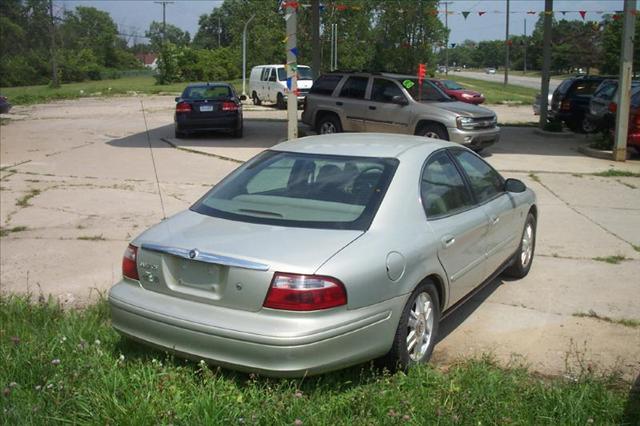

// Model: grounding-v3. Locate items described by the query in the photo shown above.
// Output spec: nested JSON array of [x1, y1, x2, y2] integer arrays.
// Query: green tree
[[145, 21, 191, 52], [600, 14, 640, 75]]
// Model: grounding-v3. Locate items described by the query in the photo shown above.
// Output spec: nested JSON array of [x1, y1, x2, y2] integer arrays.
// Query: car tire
[[503, 212, 536, 279], [233, 124, 243, 138], [384, 281, 440, 370], [417, 123, 449, 140], [276, 93, 286, 110], [174, 127, 186, 139], [252, 92, 261, 106], [581, 116, 597, 133], [317, 114, 342, 134]]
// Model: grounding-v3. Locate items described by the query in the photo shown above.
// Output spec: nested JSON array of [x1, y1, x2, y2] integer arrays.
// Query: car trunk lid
[[133, 210, 363, 311]]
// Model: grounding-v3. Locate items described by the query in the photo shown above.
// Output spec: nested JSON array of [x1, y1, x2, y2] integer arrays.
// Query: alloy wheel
[[521, 223, 534, 267], [406, 292, 435, 362], [320, 122, 336, 134]]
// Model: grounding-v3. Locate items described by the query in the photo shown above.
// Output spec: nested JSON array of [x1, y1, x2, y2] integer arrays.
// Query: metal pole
[[523, 18, 527, 74], [539, 0, 553, 128], [285, 4, 298, 140], [329, 24, 333, 71], [242, 14, 255, 96], [444, 2, 450, 75], [334, 23, 338, 70], [312, 0, 321, 79], [218, 16, 221, 47], [504, 0, 510, 85], [154, 1, 174, 43], [49, 0, 59, 88], [613, 0, 635, 161]]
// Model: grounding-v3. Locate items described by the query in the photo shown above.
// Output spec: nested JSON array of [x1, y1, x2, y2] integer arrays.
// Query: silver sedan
[[109, 133, 537, 376]]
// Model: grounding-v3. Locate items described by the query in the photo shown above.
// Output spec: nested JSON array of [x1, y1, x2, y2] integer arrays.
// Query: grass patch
[[450, 76, 538, 105], [15, 188, 41, 207], [0, 118, 10, 126], [1, 76, 243, 106], [633, 245, 640, 253], [528, 173, 541, 183], [0, 226, 28, 237], [592, 255, 628, 264], [77, 234, 105, 241], [0, 295, 637, 424], [573, 310, 640, 328], [593, 169, 640, 178]]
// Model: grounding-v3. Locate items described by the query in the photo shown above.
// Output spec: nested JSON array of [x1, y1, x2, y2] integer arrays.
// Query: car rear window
[[339, 76, 369, 99], [309, 74, 342, 96], [191, 151, 398, 230], [570, 80, 603, 96], [183, 86, 231, 100]]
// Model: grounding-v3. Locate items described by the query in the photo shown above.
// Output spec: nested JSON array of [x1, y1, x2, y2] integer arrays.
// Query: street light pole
[[613, 0, 635, 161], [504, 0, 510, 85], [242, 13, 255, 97]]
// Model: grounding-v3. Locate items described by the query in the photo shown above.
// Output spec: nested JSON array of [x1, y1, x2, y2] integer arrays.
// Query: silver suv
[[302, 72, 500, 151]]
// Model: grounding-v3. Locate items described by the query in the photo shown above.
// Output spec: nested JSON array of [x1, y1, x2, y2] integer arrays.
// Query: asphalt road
[[453, 70, 561, 92]]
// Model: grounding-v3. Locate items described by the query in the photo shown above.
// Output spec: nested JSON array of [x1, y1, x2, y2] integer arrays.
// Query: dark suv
[[550, 75, 611, 133]]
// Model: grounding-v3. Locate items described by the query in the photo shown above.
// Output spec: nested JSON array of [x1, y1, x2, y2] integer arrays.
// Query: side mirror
[[391, 95, 408, 106], [175, 97, 180, 102], [240, 95, 247, 101], [505, 178, 526, 193]]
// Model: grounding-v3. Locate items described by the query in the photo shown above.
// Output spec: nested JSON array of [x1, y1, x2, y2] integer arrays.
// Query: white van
[[249, 64, 313, 109]]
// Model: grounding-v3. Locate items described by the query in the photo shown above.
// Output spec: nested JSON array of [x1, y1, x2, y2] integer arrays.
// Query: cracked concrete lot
[[1, 96, 639, 380]]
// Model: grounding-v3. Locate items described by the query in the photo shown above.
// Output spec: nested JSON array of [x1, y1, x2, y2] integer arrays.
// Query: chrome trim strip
[[140, 243, 270, 271]]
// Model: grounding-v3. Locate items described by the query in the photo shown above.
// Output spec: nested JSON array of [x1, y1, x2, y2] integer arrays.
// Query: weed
[[589, 132, 614, 150], [77, 234, 106, 241], [633, 245, 640, 253], [592, 255, 628, 264], [593, 170, 640, 178], [528, 173, 541, 183], [15, 188, 41, 207], [0, 226, 28, 237], [572, 173, 583, 178], [573, 310, 640, 328]]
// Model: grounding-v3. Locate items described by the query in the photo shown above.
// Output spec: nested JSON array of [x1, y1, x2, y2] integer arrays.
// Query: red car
[[609, 87, 640, 153], [430, 79, 485, 104]]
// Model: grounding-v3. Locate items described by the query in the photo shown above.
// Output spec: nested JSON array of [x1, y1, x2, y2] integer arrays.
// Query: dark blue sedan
[[174, 83, 245, 138]]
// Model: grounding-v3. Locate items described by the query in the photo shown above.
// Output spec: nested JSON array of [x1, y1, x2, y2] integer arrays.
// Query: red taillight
[[561, 99, 571, 111], [176, 102, 191, 113], [608, 102, 617, 113], [221, 101, 239, 111], [263, 272, 347, 311], [122, 244, 139, 280], [633, 110, 640, 128]]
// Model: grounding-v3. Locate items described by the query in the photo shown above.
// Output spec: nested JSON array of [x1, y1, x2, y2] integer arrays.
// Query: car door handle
[[489, 215, 500, 225], [441, 235, 456, 248], [369, 105, 377, 110], [336, 101, 343, 106]]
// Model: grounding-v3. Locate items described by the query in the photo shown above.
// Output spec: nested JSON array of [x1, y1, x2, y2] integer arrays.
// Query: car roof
[[185, 82, 232, 88], [271, 133, 457, 159]]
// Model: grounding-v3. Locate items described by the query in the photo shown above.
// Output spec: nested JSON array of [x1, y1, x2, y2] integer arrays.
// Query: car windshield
[[395, 78, 453, 102], [182, 85, 231, 100], [277, 66, 313, 81], [191, 151, 399, 230], [443, 80, 464, 90]]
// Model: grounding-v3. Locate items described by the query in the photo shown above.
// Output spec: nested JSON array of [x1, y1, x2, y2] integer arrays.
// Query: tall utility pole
[[242, 14, 255, 96], [613, 0, 636, 161], [539, 0, 553, 128], [442, 1, 453, 75], [504, 0, 510, 85], [218, 15, 221, 47], [311, 0, 321, 79], [154, 1, 174, 42], [523, 18, 527, 74], [284, 3, 298, 140], [49, 0, 59, 87]]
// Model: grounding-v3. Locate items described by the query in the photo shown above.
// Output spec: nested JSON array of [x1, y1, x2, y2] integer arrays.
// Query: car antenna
[[140, 99, 167, 220]]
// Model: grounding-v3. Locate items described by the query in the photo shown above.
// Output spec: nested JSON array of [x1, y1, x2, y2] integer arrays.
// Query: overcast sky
[[58, 0, 631, 45]]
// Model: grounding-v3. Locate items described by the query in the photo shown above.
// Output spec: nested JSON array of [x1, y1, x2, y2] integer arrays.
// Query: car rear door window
[[309, 74, 342, 96], [261, 68, 270, 81], [421, 151, 473, 218], [339, 76, 369, 99], [277, 68, 287, 81], [452, 150, 504, 204], [371, 79, 405, 103], [268, 69, 277, 82]]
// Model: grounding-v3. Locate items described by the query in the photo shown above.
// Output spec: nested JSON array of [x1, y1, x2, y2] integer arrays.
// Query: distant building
[[135, 53, 158, 70]]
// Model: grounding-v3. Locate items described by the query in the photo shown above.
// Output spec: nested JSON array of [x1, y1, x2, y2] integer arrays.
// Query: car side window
[[268, 69, 277, 82], [339, 76, 369, 99], [309, 74, 343, 96], [421, 151, 473, 218], [261, 68, 270, 81], [452, 150, 504, 204], [371, 79, 405, 103]]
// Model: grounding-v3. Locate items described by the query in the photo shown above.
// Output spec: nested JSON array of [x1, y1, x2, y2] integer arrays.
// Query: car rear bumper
[[448, 126, 500, 149], [175, 114, 240, 131], [109, 280, 404, 377]]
